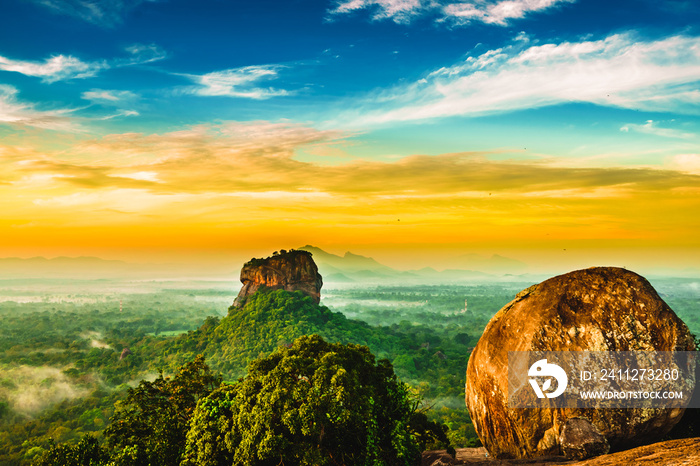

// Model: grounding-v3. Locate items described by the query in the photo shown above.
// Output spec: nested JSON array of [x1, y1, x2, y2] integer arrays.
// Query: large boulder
[[465, 267, 695, 459], [233, 250, 323, 307]]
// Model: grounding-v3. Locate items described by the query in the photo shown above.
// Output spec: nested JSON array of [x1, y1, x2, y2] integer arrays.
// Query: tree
[[103, 355, 221, 466], [0, 400, 9, 421], [182, 334, 447, 466], [33, 435, 109, 466], [453, 333, 470, 346]]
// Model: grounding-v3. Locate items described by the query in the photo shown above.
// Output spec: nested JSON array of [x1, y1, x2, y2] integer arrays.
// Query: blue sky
[[3, 0, 699, 137], [1, 0, 700, 272]]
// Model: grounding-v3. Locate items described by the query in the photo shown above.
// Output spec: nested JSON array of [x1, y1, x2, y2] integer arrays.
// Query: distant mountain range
[[0, 247, 531, 282], [298, 245, 529, 284]]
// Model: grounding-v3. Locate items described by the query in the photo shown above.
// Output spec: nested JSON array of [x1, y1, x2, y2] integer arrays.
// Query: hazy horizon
[[0, 245, 698, 281]]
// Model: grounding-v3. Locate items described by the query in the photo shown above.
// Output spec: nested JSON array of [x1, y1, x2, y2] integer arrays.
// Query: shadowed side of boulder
[[559, 417, 609, 460]]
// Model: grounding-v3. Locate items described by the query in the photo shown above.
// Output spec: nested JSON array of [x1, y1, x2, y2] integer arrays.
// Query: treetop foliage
[[184, 334, 445, 466], [36, 335, 447, 466]]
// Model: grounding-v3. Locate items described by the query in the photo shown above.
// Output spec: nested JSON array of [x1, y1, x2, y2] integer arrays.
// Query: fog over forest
[[1, 259, 698, 464]]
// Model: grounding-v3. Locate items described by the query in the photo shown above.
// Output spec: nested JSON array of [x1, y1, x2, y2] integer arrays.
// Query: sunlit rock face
[[465, 267, 695, 459], [233, 250, 323, 307]]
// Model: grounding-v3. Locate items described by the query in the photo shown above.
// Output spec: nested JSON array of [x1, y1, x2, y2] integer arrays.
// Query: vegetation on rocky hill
[[36, 335, 448, 466]]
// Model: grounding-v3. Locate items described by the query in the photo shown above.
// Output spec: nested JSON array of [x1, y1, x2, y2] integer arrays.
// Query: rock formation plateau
[[232, 249, 323, 307]]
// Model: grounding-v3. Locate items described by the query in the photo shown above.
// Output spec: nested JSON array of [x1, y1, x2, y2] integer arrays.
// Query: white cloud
[[339, 33, 700, 126], [32, 188, 192, 211], [0, 85, 78, 131], [83, 90, 120, 102], [0, 43, 165, 84], [328, 0, 575, 25], [80, 90, 140, 121], [97, 109, 140, 120], [442, 0, 576, 26], [33, 0, 156, 27], [330, 0, 423, 23], [12, 173, 75, 187], [121, 43, 168, 65], [183, 65, 293, 99], [0, 54, 106, 83], [109, 171, 160, 182], [82, 89, 138, 103], [620, 120, 696, 139], [669, 154, 700, 174]]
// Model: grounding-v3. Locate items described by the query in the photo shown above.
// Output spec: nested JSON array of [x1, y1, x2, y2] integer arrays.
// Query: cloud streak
[[669, 154, 700, 174], [120, 43, 168, 65], [0, 85, 138, 131], [328, 0, 575, 25], [0, 85, 78, 130], [181, 65, 293, 99], [620, 120, 696, 139], [82, 89, 138, 103], [0, 54, 106, 83], [0, 44, 166, 83], [32, 0, 157, 27], [330, 0, 423, 24], [8, 121, 700, 199], [3, 121, 699, 253], [337, 33, 700, 126], [442, 0, 576, 26]]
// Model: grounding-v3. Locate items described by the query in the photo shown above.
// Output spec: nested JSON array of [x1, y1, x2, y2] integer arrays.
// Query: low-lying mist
[[0, 365, 90, 418]]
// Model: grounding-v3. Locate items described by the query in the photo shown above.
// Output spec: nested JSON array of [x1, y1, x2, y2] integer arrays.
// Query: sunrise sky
[[1, 0, 700, 273]]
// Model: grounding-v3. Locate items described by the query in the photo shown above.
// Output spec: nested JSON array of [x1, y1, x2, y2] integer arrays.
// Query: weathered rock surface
[[465, 267, 695, 459], [559, 417, 609, 460], [575, 437, 700, 465], [233, 250, 323, 307], [119, 347, 132, 360], [422, 438, 700, 465]]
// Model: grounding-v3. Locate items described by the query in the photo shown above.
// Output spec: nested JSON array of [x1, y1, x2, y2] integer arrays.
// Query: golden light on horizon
[[1, 122, 699, 272]]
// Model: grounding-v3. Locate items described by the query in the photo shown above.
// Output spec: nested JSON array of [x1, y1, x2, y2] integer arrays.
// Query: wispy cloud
[[32, 0, 158, 27], [442, 0, 576, 26], [0, 44, 166, 83], [330, 0, 423, 24], [182, 65, 293, 99], [81, 89, 140, 118], [4, 121, 700, 249], [337, 33, 700, 126], [0, 85, 78, 131], [620, 120, 696, 139], [0, 54, 106, 83], [82, 89, 138, 103], [328, 0, 575, 25], [120, 43, 168, 65], [8, 121, 700, 198], [97, 109, 140, 120], [669, 154, 700, 174], [0, 85, 140, 131]]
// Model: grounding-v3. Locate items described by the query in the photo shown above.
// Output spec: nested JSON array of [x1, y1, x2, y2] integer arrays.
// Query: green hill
[[130, 289, 477, 446], [148, 289, 466, 382], [0, 288, 479, 464]]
